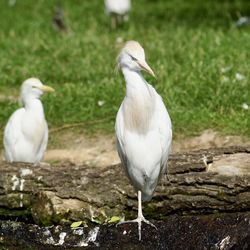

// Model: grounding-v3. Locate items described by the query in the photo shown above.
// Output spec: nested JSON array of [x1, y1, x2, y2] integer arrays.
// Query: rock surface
[[1, 212, 250, 249]]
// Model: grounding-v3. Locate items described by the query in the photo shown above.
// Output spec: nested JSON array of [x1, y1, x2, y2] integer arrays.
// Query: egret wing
[[115, 104, 129, 174], [155, 94, 172, 175], [35, 121, 48, 163], [4, 108, 25, 162]]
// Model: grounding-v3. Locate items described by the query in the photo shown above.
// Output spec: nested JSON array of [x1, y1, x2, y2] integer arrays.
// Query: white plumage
[[115, 41, 172, 240], [105, 0, 130, 15], [4, 78, 54, 164], [104, 0, 131, 29]]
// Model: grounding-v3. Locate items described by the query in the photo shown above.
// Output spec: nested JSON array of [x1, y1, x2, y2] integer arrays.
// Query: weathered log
[[0, 146, 249, 226]]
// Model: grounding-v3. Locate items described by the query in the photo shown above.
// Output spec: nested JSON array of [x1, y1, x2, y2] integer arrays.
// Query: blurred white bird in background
[[4, 78, 54, 164], [52, 2, 69, 33], [104, 0, 131, 29], [115, 41, 172, 240]]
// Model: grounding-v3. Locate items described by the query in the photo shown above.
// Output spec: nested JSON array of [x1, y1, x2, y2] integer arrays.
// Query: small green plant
[[108, 216, 121, 224], [70, 221, 83, 228]]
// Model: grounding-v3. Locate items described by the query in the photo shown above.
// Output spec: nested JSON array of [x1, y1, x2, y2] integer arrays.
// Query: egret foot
[[116, 190, 157, 240], [117, 214, 157, 240]]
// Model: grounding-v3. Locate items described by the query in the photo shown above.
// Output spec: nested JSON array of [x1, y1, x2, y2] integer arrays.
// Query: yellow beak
[[138, 60, 155, 77], [37, 85, 55, 93]]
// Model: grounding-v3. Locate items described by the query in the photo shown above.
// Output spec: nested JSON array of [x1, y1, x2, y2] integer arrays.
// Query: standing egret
[[115, 41, 172, 240], [4, 78, 54, 164], [104, 0, 131, 29]]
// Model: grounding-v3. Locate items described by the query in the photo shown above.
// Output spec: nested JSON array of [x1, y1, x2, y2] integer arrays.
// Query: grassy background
[[0, 0, 249, 148]]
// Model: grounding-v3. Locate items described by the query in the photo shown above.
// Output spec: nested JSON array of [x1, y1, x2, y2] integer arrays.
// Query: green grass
[[0, 0, 249, 148]]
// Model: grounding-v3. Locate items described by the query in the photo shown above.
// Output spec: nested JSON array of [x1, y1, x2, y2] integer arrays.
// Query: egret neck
[[121, 67, 155, 134], [24, 98, 45, 118]]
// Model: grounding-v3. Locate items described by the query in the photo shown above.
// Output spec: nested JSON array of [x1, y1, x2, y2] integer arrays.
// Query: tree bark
[[0, 145, 249, 225]]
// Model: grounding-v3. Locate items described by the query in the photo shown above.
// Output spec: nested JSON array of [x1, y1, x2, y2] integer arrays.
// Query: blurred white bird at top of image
[[115, 41, 172, 240], [4, 78, 55, 164], [104, 0, 131, 29]]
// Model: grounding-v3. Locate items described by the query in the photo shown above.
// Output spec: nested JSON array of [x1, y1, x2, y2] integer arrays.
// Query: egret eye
[[130, 55, 137, 61]]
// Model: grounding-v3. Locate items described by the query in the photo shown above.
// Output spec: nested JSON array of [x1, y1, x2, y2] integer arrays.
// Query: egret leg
[[117, 190, 157, 240], [123, 14, 129, 22], [111, 15, 117, 29]]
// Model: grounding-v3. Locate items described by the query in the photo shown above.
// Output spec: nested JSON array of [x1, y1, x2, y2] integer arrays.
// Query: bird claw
[[116, 218, 137, 227], [140, 217, 157, 230], [116, 216, 157, 240]]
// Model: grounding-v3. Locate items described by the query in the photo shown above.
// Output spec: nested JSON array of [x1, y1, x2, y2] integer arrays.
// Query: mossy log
[[0, 146, 249, 225]]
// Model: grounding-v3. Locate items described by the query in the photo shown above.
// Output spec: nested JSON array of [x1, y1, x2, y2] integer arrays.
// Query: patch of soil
[[1, 213, 250, 249], [44, 129, 250, 166], [45, 133, 118, 167]]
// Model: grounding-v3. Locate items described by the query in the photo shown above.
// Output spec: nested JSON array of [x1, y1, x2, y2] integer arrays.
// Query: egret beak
[[37, 85, 55, 93], [138, 60, 155, 77]]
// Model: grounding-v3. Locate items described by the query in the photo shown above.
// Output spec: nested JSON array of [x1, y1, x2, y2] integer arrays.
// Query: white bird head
[[118, 41, 155, 77], [21, 78, 54, 105]]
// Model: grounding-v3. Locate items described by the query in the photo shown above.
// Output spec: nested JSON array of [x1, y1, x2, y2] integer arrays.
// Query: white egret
[[115, 41, 172, 240], [4, 78, 54, 164], [104, 0, 131, 29]]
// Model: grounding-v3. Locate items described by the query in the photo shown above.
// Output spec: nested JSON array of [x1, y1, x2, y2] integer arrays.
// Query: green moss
[[0, 207, 31, 218], [216, 191, 232, 202]]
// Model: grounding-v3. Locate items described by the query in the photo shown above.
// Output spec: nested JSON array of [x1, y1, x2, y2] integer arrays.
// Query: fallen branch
[[0, 145, 249, 226]]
